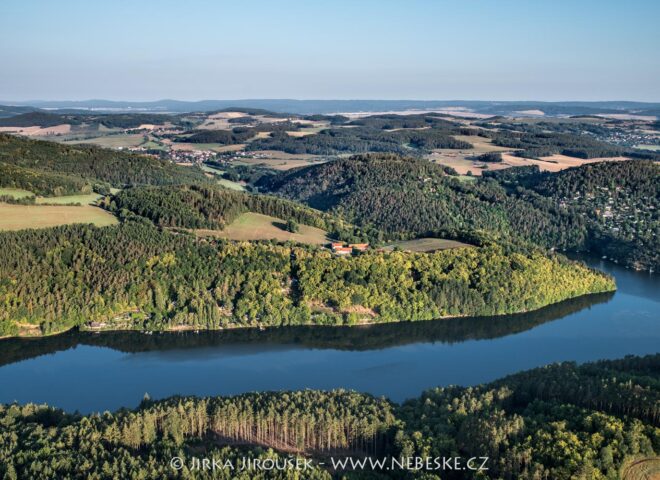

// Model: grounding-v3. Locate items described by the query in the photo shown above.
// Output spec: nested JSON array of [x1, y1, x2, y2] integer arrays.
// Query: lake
[[1, 255, 658, 413]]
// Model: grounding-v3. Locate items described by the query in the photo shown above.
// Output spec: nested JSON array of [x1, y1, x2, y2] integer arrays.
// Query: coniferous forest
[[1, 354, 658, 479]]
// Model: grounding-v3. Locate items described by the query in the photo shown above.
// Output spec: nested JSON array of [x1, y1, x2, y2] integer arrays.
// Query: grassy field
[[217, 179, 246, 191], [0, 187, 34, 199], [199, 165, 246, 191], [233, 151, 326, 170], [197, 212, 329, 244], [453, 135, 513, 153], [634, 144, 660, 151], [0, 204, 118, 231], [35, 193, 102, 205], [171, 142, 245, 152], [383, 238, 472, 253], [64, 133, 146, 149]]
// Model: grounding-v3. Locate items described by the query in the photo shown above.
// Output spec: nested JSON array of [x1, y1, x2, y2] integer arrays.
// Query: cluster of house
[[330, 242, 369, 255]]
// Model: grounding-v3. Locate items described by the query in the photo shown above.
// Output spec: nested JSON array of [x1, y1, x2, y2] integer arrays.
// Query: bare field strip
[[35, 193, 103, 205], [196, 212, 329, 245], [384, 238, 472, 253], [0, 204, 118, 231], [503, 153, 629, 172], [0, 124, 72, 136], [171, 143, 245, 152]]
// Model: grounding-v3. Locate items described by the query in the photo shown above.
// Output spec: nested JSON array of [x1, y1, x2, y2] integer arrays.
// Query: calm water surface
[[0, 255, 658, 412]]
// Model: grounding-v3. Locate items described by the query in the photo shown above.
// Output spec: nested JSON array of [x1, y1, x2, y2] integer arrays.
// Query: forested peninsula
[[0, 220, 613, 338], [2, 354, 657, 479]]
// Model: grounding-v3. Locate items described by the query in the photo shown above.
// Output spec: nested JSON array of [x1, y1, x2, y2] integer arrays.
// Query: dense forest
[[177, 122, 303, 145], [0, 133, 207, 195], [0, 221, 613, 337], [109, 184, 377, 242], [260, 154, 659, 270], [245, 116, 473, 155], [1, 354, 657, 479]]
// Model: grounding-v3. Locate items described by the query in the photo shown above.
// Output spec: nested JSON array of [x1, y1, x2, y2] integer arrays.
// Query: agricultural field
[[502, 153, 628, 172], [217, 178, 246, 191], [0, 204, 118, 231], [197, 212, 329, 244], [63, 133, 147, 149], [426, 135, 516, 175], [428, 134, 630, 176], [170, 142, 245, 152], [0, 187, 34, 199], [383, 237, 472, 253], [233, 150, 326, 170], [621, 457, 660, 480], [35, 193, 102, 205], [199, 164, 247, 190]]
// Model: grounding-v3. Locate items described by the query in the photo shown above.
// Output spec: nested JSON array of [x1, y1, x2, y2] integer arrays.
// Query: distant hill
[[0, 104, 42, 118], [4, 99, 659, 116], [0, 111, 176, 129]]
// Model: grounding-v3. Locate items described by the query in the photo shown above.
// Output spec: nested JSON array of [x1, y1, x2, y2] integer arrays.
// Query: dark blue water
[[0, 256, 657, 413]]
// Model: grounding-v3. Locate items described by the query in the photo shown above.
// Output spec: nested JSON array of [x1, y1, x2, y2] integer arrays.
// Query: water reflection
[[0, 291, 614, 368]]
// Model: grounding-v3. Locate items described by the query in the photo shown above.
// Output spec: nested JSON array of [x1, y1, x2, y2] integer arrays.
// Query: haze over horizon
[[1, 0, 659, 102]]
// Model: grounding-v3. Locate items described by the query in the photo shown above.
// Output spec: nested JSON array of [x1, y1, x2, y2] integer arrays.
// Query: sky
[[1, 0, 659, 102]]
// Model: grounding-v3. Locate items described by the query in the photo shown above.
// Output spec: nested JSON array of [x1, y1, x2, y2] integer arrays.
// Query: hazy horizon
[[1, 0, 659, 102], [4, 98, 660, 104]]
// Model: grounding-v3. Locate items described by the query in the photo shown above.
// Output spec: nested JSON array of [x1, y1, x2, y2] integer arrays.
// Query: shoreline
[[2, 286, 616, 341]]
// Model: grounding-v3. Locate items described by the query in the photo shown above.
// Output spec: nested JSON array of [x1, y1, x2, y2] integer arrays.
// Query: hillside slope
[[0, 133, 208, 195], [260, 154, 659, 270]]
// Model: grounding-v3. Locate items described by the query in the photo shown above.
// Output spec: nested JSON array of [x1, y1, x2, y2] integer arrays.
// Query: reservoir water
[[1, 255, 658, 413]]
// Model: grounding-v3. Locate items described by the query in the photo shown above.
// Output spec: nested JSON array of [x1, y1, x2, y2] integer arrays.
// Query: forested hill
[[260, 154, 659, 270], [258, 154, 588, 249], [0, 222, 613, 337], [0, 133, 207, 195], [1, 354, 657, 479], [108, 184, 377, 242], [515, 160, 659, 271]]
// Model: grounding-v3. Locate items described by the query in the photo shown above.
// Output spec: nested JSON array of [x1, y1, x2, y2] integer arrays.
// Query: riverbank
[[0, 223, 615, 339]]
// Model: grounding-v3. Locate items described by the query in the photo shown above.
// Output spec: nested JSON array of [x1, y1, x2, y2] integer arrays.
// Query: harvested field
[[383, 238, 472, 253], [233, 151, 325, 170], [0, 124, 72, 136]]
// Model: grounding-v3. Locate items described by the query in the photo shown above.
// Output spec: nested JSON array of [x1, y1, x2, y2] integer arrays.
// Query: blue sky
[[1, 0, 658, 101]]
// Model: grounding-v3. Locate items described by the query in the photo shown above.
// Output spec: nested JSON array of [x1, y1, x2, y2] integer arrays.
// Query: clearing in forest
[[196, 212, 329, 245], [0, 204, 118, 231]]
